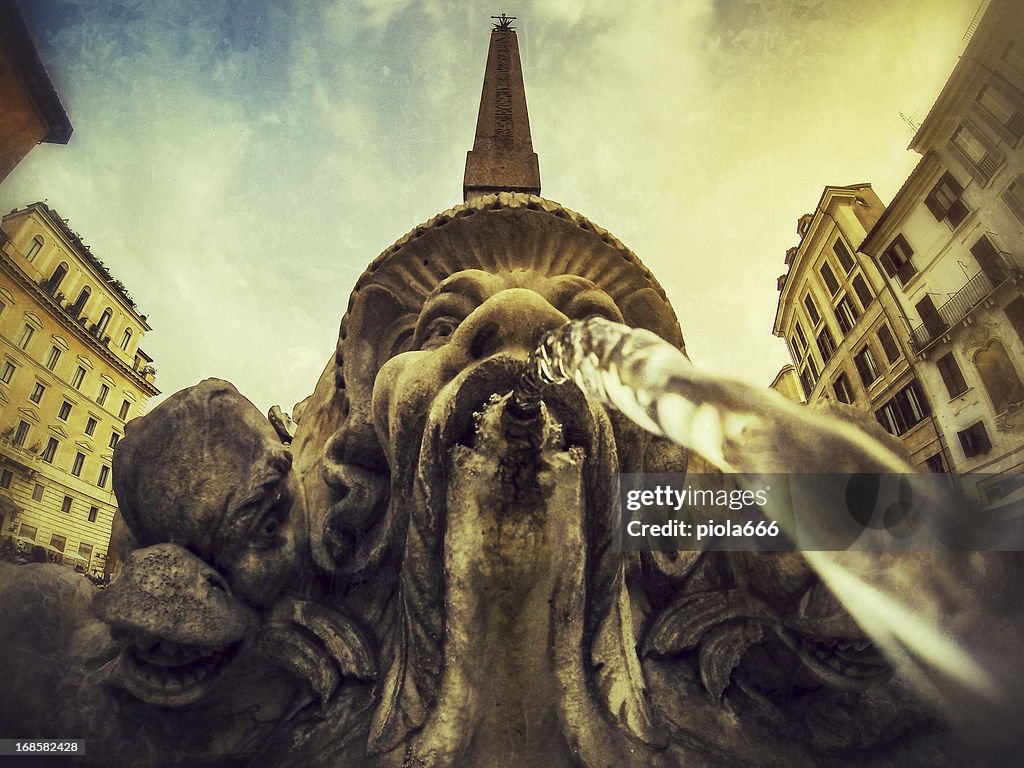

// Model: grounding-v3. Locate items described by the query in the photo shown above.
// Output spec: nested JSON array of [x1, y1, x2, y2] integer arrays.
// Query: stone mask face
[[316, 269, 648, 572]]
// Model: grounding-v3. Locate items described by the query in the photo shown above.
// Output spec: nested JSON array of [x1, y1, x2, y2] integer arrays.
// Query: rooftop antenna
[[899, 111, 921, 133], [963, 2, 984, 42]]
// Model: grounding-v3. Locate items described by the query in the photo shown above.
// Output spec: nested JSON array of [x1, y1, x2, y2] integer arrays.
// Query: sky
[[2, 0, 986, 416]]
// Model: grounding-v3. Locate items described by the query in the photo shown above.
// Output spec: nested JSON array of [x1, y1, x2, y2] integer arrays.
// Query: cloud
[[2, 0, 984, 416]]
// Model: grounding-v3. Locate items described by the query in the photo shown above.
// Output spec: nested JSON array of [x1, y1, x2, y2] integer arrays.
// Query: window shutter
[[924, 188, 946, 220]]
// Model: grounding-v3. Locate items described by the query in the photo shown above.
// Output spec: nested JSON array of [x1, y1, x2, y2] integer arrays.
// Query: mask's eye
[[562, 289, 623, 324], [421, 316, 460, 349]]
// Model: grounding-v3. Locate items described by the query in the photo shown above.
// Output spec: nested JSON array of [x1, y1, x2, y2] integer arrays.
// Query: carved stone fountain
[[0, 20, 1021, 768]]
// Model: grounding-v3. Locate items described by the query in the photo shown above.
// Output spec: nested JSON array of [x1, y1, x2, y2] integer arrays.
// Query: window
[[832, 238, 855, 272], [1004, 175, 1024, 224], [98, 384, 110, 406], [120, 328, 133, 350], [792, 322, 808, 358], [0, 362, 14, 384], [975, 340, 1024, 413], [803, 295, 820, 326], [25, 235, 43, 261], [851, 274, 873, 309], [45, 346, 61, 371], [800, 355, 820, 398], [44, 262, 68, 295], [41, 438, 59, 463], [816, 326, 836, 363], [32, 483, 44, 501], [13, 421, 29, 447], [799, 368, 814, 399], [834, 295, 860, 335], [0, 469, 12, 489], [18, 524, 36, 541], [1003, 41, 1024, 73], [877, 324, 900, 364], [916, 296, 947, 339], [924, 453, 946, 474], [17, 324, 35, 350], [61, 495, 73, 513], [85, 417, 98, 436], [97, 465, 110, 488], [72, 286, 91, 316], [819, 262, 840, 295], [71, 452, 85, 477], [924, 172, 969, 228], [950, 121, 1003, 185], [936, 352, 968, 398], [49, 534, 66, 564], [87, 506, 99, 523], [971, 235, 1008, 285], [875, 381, 930, 436], [58, 401, 72, 421], [880, 235, 917, 286], [982, 476, 1024, 506], [806, 351, 819, 381], [78, 542, 93, 567], [109, 431, 120, 449], [29, 382, 45, 403], [119, 400, 131, 420], [71, 366, 86, 389], [958, 421, 992, 458], [95, 308, 112, 337], [854, 345, 881, 386], [976, 80, 1024, 145], [1006, 296, 1024, 343]]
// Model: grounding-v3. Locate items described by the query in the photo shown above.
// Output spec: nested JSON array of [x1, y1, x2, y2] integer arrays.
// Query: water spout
[[526, 317, 1021, 742]]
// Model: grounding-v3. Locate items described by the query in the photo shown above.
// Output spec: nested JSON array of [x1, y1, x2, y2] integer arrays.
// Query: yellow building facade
[[0, 202, 157, 576]]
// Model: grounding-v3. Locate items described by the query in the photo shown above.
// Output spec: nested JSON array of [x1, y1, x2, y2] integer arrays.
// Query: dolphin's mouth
[[118, 634, 243, 707], [786, 631, 890, 687]]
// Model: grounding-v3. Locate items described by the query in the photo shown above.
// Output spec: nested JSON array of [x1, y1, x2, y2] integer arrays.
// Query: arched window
[[95, 308, 112, 337], [25, 236, 43, 262], [975, 340, 1024, 413], [44, 262, 68, 295], [72, 286, 91, 316], [120, 328, 133, 351]]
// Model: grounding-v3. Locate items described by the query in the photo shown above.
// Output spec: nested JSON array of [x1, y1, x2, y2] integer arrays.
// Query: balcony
[[910, 265, 1018, 352]]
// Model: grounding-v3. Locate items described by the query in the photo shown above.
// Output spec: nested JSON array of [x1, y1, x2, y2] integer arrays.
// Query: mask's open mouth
[[438, 357, 595, 456], [118, 633, 243, 707]]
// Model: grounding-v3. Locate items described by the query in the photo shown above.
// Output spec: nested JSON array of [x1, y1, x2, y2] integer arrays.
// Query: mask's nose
[[448, 288, 570, 361]]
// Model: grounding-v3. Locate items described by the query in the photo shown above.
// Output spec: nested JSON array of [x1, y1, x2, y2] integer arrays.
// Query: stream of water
[[521, 316, 1017, 727]]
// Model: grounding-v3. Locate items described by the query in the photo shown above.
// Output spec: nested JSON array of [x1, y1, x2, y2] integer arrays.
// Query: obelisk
[[463, 14, 541, 200]]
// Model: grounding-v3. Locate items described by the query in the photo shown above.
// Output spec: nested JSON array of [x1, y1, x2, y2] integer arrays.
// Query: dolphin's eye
[[250, 487, 291, 549]]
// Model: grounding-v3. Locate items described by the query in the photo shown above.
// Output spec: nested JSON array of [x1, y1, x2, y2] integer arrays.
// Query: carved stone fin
[[698, 621, 765, 700], [366, 600, 428, 755], [591, 584, 664, 747], [256, 622, 342, 704], [644, 588, 767, 657]]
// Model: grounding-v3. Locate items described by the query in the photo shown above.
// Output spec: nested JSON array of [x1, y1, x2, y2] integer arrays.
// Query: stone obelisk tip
[[463, 18, 541, 201]]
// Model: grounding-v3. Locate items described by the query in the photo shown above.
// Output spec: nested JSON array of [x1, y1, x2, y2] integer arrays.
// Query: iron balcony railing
[[910, 267, 1014, 351]]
